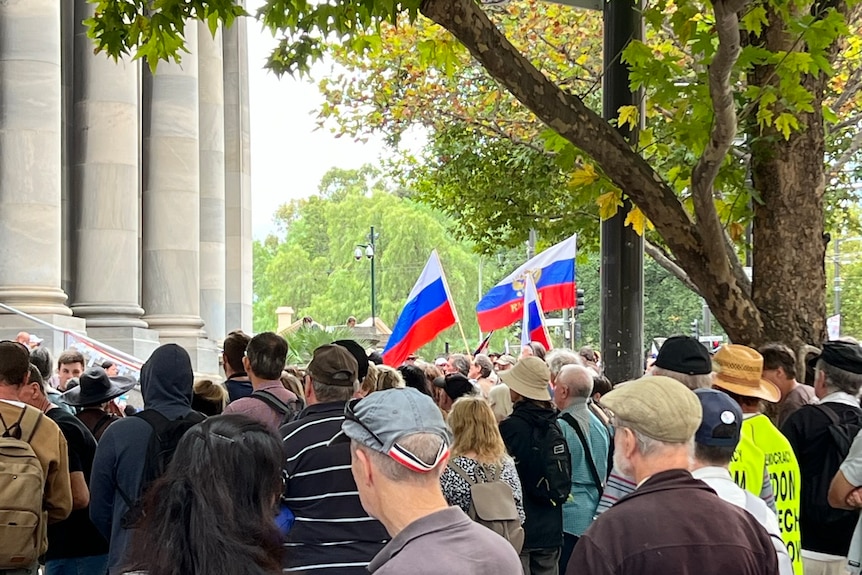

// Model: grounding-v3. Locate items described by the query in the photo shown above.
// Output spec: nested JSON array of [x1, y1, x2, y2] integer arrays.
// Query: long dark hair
[[124, 414, 284, 575]]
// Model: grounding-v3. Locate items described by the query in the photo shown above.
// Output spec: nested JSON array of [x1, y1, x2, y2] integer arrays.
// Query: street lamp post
[[354, 226, 377, 329]]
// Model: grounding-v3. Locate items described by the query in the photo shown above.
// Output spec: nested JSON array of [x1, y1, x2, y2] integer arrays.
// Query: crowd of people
[[3, 330, 862, 575]]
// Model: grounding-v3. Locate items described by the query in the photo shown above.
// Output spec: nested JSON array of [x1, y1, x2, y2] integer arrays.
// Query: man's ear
[[242, 355, 251, 374], [620, 427, 638, 459], [353, 447, 374, 486]]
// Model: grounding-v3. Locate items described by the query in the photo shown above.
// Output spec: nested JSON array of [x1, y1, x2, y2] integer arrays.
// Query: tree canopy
[[89, 0, 862, 352], [254, 165, 713, 357], [253, 165, 526, 356]]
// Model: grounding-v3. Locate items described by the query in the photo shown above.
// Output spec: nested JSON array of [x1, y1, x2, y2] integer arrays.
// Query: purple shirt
[[223, 380, 298, 432]]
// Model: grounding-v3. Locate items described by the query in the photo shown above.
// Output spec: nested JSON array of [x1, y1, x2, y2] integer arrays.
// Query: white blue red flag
[[382, 251, 458, 366], [521, 273, 553, 351], [476, 235, 576, 331]]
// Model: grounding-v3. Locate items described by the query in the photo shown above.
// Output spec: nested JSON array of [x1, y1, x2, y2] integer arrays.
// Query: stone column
[[142, 25, 216, 372], [71, 0, 147, 329], [223, 15, 254, 333], [0, 1, 71, 320], [198, 23, 227, 342]]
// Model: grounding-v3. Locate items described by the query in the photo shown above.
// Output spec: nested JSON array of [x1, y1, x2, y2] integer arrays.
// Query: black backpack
[[514, 414, 572, 505], [251, 389, 302, 426], [119, 409, 206, 527], [806, 404, 862, 526]]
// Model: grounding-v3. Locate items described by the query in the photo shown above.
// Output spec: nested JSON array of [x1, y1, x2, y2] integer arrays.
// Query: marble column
[[71, 0, 147, 330], [0, 0, 71, 318], [141, 25, 207, 342], [223, 15, 254, 334], [198, 23, 227, 342]]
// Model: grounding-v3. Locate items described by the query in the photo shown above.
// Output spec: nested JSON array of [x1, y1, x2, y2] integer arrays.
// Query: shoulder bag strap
[[92, 413, 114, 437], [561, 412, 604, 495], [815, 403, 841, 426], [448, 459, 479, 486], [251, 389, 293, 416], [21, 407, 43, 443]]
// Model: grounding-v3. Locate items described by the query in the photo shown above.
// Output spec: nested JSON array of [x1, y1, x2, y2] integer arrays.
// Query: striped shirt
[[280, 401, 389, 574]]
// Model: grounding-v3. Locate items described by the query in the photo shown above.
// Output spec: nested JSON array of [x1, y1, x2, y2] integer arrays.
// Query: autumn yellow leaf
[[624, 206, 653, 236], [729, 222, 746, 242], [596, 189, 624, 220], [570, 164, 600, 187], [618, 105, 639, 131]]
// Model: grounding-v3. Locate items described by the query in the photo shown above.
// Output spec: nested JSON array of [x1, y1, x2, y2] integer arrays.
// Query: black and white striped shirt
[[280, 401, 389, 574]]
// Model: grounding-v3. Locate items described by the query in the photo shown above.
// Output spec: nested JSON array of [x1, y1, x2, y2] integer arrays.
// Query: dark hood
[[141, 344, 194, 415]]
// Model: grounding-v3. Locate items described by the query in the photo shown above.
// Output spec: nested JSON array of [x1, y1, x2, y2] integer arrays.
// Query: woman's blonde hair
[[375, 365, 404, 391], [280, 371, 305, 401], [359, 363, 379, 396], [192, 379, 228, 416], [448, 396, 507, 464]]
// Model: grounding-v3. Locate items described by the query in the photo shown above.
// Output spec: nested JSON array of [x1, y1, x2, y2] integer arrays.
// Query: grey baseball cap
[[332, 388, 453, 473]]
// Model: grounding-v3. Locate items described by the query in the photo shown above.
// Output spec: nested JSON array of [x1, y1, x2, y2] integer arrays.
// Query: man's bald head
[[555, 364, 594, 406]]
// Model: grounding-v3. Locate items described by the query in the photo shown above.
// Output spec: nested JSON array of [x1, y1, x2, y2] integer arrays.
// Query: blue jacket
[[89, 344, 196, 574]]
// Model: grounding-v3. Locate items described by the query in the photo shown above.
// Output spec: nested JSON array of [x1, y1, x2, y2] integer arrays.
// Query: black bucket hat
[[62, 366, 136, 407]]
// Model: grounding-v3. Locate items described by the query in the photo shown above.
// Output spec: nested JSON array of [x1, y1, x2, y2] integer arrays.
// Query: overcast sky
[[246, 4, 388, 239]]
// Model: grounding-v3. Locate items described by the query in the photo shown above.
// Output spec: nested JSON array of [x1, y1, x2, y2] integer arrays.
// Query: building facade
[[0, 1, 253, 373]]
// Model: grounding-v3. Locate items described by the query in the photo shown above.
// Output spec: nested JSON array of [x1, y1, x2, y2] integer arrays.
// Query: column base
[[72, 304, 148, 329], [142, 314, 206, 339], [0, 286, 72, 316], [85, 326, 160, 362]]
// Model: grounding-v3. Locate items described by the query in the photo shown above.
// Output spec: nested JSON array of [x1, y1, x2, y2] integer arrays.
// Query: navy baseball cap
[[693, 388, 742, 448]]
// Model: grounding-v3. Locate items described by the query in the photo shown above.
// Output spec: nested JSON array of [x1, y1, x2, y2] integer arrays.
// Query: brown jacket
[[0, 400, 73, 525], [568, 469, 778, 575]]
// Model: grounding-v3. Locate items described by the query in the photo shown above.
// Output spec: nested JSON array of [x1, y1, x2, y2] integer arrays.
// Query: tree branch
[[418, 0, 762, 341], [690, 0, 747, 259], [828, 127, 862, 180], [644, 240, 702, 295]]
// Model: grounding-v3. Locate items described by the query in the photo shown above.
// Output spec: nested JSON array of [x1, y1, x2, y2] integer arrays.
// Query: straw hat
[[712, 344, 780, 403]]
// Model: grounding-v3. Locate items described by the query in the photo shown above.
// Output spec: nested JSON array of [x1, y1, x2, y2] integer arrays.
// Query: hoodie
[[89, 344, 195, 574], [499, 399, 564, 549]]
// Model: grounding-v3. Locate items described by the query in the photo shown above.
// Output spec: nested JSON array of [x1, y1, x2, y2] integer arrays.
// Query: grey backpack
[[449, 460, 525, 553]]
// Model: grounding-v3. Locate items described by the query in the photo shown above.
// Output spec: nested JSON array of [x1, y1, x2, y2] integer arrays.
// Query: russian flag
[[382, 251, 458, 366], [521, 273, 553, 351], [477, 235, 576, 331]]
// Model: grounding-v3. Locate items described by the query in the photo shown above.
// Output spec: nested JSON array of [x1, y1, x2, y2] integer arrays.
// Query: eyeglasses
[[344, 398, 385, 447]]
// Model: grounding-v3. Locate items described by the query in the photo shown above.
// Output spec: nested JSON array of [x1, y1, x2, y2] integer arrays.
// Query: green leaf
[[775, 112, 800, 140], [741, 5, 769, 37]]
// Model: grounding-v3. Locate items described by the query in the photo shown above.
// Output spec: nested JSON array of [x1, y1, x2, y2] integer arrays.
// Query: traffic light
[[690, 319, 700, 339], [576, 288, 585, 314]]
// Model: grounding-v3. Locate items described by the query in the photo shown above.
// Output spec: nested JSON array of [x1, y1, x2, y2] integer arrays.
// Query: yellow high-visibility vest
[[744, 414, 803, 575], [729, 433, 766, 497]]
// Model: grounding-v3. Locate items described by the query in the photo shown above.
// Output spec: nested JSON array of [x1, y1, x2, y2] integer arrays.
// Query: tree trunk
[[749, 14, 828, 349]]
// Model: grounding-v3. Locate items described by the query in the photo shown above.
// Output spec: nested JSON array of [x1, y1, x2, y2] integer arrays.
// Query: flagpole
[[434, 250, 473, 357]]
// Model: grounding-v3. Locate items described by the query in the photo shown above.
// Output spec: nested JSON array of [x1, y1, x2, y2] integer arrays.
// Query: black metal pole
[[370, 226, 376, 327], [600, 0, 644, 383]]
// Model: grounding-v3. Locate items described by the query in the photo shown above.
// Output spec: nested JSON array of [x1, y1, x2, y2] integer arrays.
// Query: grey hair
[[449, 354, 470, 377], [615, 417, 694, 459], [650, 367, 713, 390], [312, 379, 358, 403], [556, 365, 594, 398], [352, 433, 446, 483], [817, 359, 862, 396], [546, 350, 582, 378]]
